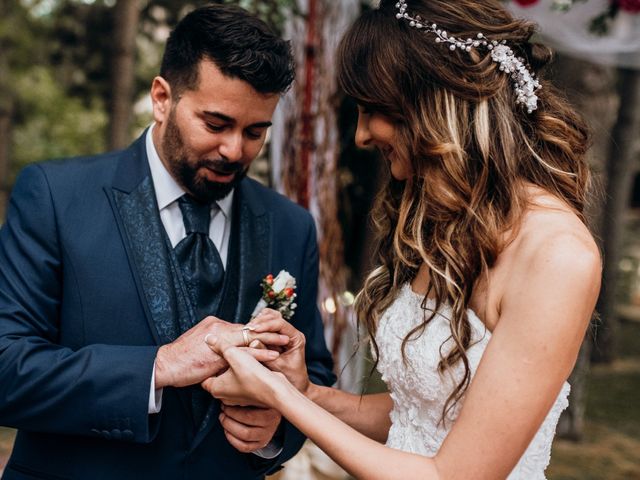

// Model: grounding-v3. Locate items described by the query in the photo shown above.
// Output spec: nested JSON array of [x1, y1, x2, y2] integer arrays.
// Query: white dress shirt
[[144, 126, 281, 458], [146, 126, 233, 258]]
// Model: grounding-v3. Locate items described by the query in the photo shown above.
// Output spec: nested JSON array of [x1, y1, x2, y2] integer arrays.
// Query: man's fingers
[[223, 429, 265, 453], [221, 405, 279, 427], [204, 333, 234, 355], [204, 330, 287, 353], [201, 376, 214, 392], [219, 412, 264, 442]]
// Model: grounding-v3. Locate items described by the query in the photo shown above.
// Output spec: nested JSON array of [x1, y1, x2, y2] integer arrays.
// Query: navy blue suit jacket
[[0, 133, 335, 479]]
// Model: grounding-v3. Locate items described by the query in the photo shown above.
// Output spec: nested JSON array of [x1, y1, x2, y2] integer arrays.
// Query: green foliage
[[3, 0, 296, 184], [229, 0, 298, 34], [11, 66, 107, 179]]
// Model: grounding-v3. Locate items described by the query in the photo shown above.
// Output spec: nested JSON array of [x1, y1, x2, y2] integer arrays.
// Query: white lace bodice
[[376, 284, 570, 479]]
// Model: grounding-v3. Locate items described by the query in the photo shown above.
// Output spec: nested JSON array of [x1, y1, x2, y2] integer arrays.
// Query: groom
[[0, 4, 334, 479]]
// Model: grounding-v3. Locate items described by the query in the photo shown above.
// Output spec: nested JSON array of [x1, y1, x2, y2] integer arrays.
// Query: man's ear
[[151, 76, 173, 124]]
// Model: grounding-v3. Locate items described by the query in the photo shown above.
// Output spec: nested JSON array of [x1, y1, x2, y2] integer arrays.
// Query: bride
[[202, 0, 601, 478]]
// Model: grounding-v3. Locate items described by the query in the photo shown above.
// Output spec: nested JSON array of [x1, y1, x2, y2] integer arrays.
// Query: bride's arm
[[206, 346, 441, 479], [205, 234, 600, 479], [243, 309, 393, 442], [272, 374, 442, 479], [306, 386, 393, 443], [432, 233, 600, 478]]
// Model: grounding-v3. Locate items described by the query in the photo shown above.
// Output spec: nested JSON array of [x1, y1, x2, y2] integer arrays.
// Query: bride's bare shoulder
[[503, 187, 601, 282]]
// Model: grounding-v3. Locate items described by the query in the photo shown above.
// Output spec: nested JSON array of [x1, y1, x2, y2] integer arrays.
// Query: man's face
[[152, 59, 280, 202]]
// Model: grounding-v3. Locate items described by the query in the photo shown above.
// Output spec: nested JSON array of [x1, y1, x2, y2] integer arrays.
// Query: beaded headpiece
[[394, 0, 541, 114]]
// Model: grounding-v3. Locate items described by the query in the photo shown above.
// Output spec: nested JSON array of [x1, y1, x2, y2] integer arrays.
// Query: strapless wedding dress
[[376, 284, 570, 479]]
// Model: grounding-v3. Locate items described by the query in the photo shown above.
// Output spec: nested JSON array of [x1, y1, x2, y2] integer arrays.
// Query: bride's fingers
[[251, 309, 284, 324], [204, 334, 281, 362], [255, 308, 279, 317], [250, 331, 289, 347], [248, 317, 289, 334], [224, 345, 266, 372], [242, 346, 280, 363]]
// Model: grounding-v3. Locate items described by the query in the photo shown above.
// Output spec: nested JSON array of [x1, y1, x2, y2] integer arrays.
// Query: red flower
[[266, 274, 274, 285], [268, 291, 276, 299], [616, 0, 640, 13], [284, 288, 294, 298], [513, 0, 539, 6]]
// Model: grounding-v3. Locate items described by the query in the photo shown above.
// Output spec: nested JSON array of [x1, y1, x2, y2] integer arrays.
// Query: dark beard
[[161, 113, 248, 203]]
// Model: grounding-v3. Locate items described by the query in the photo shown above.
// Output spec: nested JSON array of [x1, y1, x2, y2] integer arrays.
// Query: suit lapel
[[106, 134, 184, 345], [233, 180, 271, 324]]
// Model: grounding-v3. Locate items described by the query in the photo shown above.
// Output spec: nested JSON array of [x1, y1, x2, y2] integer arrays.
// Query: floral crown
[[394, 0, 541, 114]]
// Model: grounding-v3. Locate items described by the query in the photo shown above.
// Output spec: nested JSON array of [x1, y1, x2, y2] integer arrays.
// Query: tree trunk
[[268, 1, 359, 477], [108, 0, 142, 150], [556, 334, 592, 440], [0, 99, 13, 223], [270, 0, 359, 362], [0, 7, 13, 223], [550, 55, 618, 439], [594, 68, 640, 363]]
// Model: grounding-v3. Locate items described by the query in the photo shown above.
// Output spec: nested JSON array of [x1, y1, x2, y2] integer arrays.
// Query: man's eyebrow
[[203, 111, 235, 123], [203, 111, 272, 129]]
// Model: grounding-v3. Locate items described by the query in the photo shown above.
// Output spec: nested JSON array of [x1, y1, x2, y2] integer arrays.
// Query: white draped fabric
[[509, 0, 640, 69]]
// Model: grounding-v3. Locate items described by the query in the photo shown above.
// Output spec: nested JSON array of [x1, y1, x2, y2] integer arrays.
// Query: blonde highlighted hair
[[338, 0, 591, 422]]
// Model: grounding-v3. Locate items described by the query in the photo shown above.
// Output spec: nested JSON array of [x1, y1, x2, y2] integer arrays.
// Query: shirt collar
[[145, 125, 234, 218]]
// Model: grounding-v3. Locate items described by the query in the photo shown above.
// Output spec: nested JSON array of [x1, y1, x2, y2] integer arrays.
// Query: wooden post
[[594, 68, 640, 363], [108, 0, 142, 150]]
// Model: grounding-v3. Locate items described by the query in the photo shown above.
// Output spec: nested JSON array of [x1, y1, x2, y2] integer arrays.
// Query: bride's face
[[354, 106, 410, 180]]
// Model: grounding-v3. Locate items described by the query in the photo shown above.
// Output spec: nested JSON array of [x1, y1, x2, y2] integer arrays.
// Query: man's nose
[[218, 132, 243, 162], [354, 115, 372, 149]]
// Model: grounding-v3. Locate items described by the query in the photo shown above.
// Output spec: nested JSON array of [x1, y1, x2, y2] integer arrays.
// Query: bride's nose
[[355, 113, 372, 148]]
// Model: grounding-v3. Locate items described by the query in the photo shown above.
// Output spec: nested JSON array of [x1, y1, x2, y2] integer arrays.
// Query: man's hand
[[154, 316, 288, 389], [219, 404, 282, 454], [251, 309, 310, 394]]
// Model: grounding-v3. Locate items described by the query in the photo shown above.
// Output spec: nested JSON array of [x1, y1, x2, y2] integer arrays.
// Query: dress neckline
[[402, 283, 490, 335]]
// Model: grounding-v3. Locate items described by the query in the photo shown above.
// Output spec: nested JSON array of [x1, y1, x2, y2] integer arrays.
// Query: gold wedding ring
[[241, 326, 253, 347]]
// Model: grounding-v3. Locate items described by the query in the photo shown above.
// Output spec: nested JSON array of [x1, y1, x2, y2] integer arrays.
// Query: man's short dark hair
[[160, 4, 295, 96]]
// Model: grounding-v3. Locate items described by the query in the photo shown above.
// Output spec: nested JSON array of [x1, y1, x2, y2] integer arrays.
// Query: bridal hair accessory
[[251, 270, 298, 320], [394, 0, 541, 113]]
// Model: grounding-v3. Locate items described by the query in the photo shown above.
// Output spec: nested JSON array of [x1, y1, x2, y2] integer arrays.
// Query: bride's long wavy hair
[[339, 0, 591, 421]]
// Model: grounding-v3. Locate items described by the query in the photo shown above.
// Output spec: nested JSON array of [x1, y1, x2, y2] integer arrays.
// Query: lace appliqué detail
[[375, 284, 570, 479]]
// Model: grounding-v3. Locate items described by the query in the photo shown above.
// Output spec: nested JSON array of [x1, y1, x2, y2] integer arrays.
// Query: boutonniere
[[251, 270, 298, 320]]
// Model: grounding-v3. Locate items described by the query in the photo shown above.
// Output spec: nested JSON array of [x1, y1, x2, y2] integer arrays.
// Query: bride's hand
[[249, 309, 311, 395], [202, 339, 289, 408]]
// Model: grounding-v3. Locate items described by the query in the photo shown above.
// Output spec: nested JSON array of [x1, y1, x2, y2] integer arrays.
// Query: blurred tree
[[47, 1, 113, 107], [549, 53, 623, 439], [0, 0, 49, 220], [11, 66, 108, 171], [595, 69, 640, 363], [109, 0, 145, 149], [108, 0, 295, 148], [0, 27, 13, 221]]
